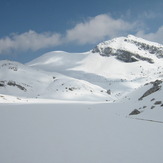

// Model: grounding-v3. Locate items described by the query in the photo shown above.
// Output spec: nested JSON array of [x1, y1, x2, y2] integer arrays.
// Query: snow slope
[[0, 60, 111, 101], [27, 35, 163, 101], [0, 102, 163, 163]]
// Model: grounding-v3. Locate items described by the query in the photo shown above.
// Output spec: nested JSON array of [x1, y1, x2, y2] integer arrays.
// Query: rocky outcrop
[[0, 80, 27, 91], [126, 39, 163, 58], [7, 81, 27, 91], [129, 109, 141, 115], [92, 47, 154, 63], [106, 89, 111, 95], [0, 81, 5, 87], [1, 62, 18, 71], [154, 101, 162, 105], [92, 35, 163, 63], [139, 80, 162, 100], [116, 50, 154, 63]]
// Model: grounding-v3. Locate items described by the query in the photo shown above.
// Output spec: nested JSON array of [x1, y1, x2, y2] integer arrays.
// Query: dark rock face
[[127, 39, 163, 58], [115, 50, 154, 63], [129, 109, 141, 115], [139, 80, 162, 100], [7, 81, 27, 91], [92, 36, 163, 63], [116, 50, 138, 62], [0, 80, 27, 91], [92, 45, 154, 63], [154, 101, 162, 105], [92, 46, 111, 56], [106, 89, 111, 95], [0, 81, 5, 87]]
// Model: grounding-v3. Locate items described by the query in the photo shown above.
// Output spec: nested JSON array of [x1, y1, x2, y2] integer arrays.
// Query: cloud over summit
[[0, 14, 162, 55], [66, 14, 136, 44]]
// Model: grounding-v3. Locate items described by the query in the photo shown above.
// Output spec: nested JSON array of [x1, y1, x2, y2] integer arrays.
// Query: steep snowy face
[[92, 35, 163, 63]]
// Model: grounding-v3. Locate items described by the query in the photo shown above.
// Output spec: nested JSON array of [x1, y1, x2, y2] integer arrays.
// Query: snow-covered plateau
[[0, 35, 163, 163]]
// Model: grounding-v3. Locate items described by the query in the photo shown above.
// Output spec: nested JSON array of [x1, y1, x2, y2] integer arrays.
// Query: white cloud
[[0, 30, 62, 54], [0, 14, 162, 55], [66, 14, 136, 44], [136, 26, 163, 44]]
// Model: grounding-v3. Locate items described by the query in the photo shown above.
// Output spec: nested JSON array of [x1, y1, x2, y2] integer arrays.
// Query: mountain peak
[[92, 35, 163, 63], [126, 34, 162, 47]]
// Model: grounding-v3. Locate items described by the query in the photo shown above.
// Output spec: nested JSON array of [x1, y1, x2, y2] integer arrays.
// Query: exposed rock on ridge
[[139, 80, 162, 100], [92, 35, 163, 63]]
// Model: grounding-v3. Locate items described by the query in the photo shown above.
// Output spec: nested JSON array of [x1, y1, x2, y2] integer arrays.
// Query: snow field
[[0, 103, 163, 163]]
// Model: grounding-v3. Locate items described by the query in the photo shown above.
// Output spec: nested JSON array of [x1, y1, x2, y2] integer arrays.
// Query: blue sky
[[0, 0, 163, 63]]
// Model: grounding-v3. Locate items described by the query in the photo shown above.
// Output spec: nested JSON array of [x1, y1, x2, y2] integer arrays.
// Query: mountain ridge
[[0, 35, 163, 107], [92, 35, 163, 63]]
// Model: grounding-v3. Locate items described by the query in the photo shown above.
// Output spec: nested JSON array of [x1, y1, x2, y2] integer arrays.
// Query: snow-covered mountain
[[1, 35, 163, 107], [0, 60, 110, 101], [92, 35, 163, 63], [1, 35, 163, 163]]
